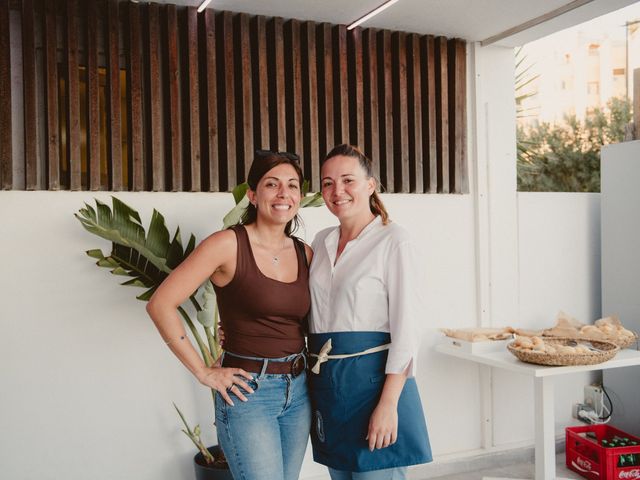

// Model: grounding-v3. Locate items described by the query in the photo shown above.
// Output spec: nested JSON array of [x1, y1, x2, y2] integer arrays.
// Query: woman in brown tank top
[[147, 151, 312, 480]]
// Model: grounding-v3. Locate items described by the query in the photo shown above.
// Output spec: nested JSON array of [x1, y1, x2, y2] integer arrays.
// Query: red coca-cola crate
[[566, 425, 640, 480]]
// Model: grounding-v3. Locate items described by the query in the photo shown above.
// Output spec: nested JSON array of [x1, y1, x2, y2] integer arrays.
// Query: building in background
[[519, 3, 640, 127]]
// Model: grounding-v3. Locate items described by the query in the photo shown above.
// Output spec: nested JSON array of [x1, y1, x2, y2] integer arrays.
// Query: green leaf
[[232, 182, 249, 205], [76, 198, 199, 304], [122, 277, 150, 288], [136, 287, 157, 301], [146, 210, 171, 259], [300, 191, 324, 208], [96, 200, 112, 227], [111, 267, 129, 276], [79, 203, 96, 223], [222, 195, 250, 229], [75, 198, 173, 275], [166, 227, 185, 270], [112, 196, 145, 245], [86, 249, 104, 259], [97, 257, 119, 268], [184, 234, 196, 258], [196, 280, 216, 328]]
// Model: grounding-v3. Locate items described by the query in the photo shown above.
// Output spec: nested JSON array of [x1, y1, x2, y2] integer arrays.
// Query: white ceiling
[[146, 0, 639, 46]]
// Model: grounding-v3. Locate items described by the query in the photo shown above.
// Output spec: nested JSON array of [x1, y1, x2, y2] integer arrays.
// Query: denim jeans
[[215, 354, 311, 480], [328, 466, 407, 480]]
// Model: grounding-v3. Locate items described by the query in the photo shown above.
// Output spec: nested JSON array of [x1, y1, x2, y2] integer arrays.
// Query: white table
[[435, 344, 640, 480]]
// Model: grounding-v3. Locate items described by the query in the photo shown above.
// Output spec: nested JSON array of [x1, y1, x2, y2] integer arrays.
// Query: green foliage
[[515, 46, 539, 121], [517, 97, 632, 192], [75, 198, 196, 300]]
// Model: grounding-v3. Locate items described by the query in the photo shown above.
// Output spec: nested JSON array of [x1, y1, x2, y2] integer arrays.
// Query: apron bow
[[311, 339, 333, 374]]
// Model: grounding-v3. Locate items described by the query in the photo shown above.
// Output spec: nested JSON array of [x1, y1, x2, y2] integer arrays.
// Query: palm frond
[[75, 197, 193, 300]]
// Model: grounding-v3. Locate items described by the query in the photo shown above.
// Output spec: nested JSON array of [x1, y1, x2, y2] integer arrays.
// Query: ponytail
[[370, 191, 389, 225]]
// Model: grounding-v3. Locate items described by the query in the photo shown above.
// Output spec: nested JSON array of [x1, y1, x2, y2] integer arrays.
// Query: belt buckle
[[291, 354, 305, 377]]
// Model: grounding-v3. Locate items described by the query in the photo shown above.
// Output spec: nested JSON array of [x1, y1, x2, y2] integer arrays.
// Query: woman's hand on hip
[[196, 366, 254, 406], [366, 399, 398, 451]]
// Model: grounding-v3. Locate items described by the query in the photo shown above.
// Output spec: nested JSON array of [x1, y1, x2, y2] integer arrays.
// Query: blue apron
[[308, 331, 432, 472]]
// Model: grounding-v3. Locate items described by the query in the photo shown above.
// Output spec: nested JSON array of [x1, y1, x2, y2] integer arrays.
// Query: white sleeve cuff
[[385, 351, 417, 378]]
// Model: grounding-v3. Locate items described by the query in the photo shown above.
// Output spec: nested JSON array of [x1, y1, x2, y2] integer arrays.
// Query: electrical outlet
[[572, 403, 585, 419], [584, 385, 603, 416]]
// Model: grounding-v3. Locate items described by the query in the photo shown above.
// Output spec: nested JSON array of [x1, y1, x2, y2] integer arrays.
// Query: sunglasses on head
[[255, 149, 300, 163]]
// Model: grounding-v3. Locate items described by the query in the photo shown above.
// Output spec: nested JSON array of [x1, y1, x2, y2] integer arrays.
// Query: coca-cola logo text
[[577, 457, 593, 471], [619, 469, 640, 479]]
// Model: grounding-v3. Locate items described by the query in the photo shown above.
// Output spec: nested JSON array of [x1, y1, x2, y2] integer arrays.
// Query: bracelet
[[164, 335, 186, 346]]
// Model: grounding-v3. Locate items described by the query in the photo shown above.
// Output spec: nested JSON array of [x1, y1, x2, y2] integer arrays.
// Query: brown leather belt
[[222, 353, 306, 377]]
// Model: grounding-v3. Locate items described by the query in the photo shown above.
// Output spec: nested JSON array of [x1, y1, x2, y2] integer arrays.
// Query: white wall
[[490, 193, 601, 448], [0, 189, 602, 479]]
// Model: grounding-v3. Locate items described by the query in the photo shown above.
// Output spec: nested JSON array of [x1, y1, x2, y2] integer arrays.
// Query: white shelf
[[435, 343, 640, 377]]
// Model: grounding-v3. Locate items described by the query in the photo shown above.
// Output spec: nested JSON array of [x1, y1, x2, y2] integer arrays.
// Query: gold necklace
[[255, 234, 288, 266]]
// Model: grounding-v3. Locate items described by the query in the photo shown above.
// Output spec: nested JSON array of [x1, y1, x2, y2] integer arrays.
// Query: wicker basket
[[507, 337, 619, 366], [616, 332, 639, 349], [542, 331, 638, 350]]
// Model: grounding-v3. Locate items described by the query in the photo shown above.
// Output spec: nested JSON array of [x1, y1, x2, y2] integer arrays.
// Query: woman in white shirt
[[307, 144, 432, 480]]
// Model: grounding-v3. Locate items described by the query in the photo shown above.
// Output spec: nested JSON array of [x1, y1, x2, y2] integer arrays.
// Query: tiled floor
[[423, 453, 581, 480]]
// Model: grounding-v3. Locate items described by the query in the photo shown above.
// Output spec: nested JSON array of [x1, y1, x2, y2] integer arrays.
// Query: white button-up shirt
[[309, 216, 424, 377]]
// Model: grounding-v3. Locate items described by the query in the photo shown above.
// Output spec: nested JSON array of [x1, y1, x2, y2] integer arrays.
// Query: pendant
[[272, 255, 279, 266]]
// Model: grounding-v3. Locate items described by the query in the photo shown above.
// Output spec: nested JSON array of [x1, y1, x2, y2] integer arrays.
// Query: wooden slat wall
[[86, 0, 101, 190], [43, 0, 59, 190], [66, 0, 81, 190], [203, 8, 218, 191], [165, 4, 181, 191], [449, 39, 467, 193], [0, 0, 10, 189], [321, 23, 334, 160], [147, 2, 163, 191], [363, 29, 380, 182], [254, 16, 270, 153], [22, 0, 37, 189], [238, 13, 253, 179], [126, 1, 143, 191], [3, 1, 467, 193], [185, 7, 200, 191], [106, 0, 121, 190], [301, 21, 319, 189]]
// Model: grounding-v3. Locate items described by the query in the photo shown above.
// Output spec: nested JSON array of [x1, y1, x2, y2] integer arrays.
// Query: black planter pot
[[194, 445, 234, 480]]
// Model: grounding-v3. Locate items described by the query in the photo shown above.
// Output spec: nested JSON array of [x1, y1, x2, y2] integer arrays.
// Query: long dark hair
[[323, 144, 390, 225], [239, 151, 304, 236]]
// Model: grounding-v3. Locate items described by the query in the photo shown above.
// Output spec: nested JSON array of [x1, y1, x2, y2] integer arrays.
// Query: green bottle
[[619, 454, 627, 467], [630, 442, 639, 466]]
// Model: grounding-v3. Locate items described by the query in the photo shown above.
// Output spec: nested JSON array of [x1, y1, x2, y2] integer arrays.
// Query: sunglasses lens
[[255, 150, 299, 163], [283, 152, 300, 163]]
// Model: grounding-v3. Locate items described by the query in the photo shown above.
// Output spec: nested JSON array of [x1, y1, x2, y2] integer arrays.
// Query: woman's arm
[[366, 369, 408, 450], [368, 239, 425, 449], [146, 229, 253, 406]]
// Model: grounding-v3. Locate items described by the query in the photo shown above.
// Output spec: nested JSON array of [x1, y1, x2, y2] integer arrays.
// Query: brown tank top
[[213, 225, 310, 358]]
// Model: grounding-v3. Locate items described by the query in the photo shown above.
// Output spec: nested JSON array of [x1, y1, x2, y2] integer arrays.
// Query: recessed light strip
[[347, 0, 400, 31], [197, 0, 214, 14]]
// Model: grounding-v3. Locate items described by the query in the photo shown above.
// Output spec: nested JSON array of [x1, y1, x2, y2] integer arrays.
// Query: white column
[[470, 43, 519, 332], [534, 376, 556, 480], [470, 42, 519, 451]]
